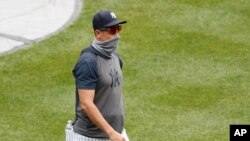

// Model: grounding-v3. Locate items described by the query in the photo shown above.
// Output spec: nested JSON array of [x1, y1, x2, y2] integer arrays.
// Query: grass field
[[0, 0, 249, 140]]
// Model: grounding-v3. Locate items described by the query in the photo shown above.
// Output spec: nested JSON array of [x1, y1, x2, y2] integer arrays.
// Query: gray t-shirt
[[72, 46, 124, 138]]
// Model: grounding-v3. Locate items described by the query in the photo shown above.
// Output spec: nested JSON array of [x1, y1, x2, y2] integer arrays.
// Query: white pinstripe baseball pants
[[65, 121, 129, 141]]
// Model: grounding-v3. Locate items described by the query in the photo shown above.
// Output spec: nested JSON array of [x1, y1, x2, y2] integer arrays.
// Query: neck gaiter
[[92, 35, 120, 58]]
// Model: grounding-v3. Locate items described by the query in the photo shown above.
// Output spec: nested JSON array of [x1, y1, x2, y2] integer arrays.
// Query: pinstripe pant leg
[[67, 129, 110, 141], [67, 129, 129, 141], [66, 127, 129, 141]]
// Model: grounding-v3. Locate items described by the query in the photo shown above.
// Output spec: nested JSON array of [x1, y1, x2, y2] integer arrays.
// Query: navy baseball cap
[[93, 10, 127, 30]]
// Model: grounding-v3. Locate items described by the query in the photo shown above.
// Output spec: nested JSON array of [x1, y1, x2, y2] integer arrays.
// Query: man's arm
[[78, 89, 126, 141]]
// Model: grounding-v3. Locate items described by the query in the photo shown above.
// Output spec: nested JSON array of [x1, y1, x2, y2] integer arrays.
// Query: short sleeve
[[73, 55, 98, 89]]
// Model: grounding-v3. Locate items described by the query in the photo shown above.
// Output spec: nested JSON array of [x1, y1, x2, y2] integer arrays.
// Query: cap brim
[[104, 20, 127, 27]]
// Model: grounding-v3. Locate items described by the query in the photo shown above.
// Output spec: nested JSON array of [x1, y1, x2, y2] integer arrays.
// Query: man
[[66, 10, 129, 141]]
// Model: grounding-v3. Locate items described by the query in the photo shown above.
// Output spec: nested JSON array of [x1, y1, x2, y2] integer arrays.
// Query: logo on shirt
[[109, 68, 120, 87]]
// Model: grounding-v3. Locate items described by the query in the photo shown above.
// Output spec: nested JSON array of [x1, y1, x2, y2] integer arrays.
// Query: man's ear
[[95, 30, 101, 38]]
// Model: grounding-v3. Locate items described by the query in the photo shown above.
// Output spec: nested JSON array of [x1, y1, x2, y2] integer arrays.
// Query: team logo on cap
[[110, 12, 116, 18]]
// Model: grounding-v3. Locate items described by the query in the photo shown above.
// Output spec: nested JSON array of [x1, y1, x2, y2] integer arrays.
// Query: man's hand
[[109, 131, 126, 141]]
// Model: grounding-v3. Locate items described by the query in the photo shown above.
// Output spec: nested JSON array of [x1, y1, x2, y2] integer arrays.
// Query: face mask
[[92, 35, 120, 58]]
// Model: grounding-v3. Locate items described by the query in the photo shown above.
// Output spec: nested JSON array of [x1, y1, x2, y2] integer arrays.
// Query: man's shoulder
[[79, 46, 98, 62], [73, 46, 98, 75]]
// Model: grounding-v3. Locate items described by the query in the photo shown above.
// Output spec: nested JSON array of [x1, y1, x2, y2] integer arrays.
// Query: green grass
[[0, 0, 249, 140]]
